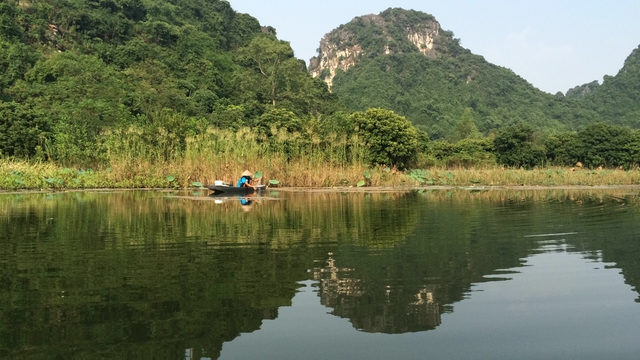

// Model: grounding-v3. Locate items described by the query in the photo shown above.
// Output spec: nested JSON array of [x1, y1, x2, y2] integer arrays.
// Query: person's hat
[[241, 170, 253, 177]]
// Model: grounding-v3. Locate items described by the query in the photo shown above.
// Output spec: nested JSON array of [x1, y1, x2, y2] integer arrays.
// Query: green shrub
[[349, 108, 419, 168], [494, 124, 545, 169], [576, 123, 634, 168], [544, 132, 580, 166]]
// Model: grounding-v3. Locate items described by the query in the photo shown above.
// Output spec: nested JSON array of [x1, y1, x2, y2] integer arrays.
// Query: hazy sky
[[228, 0, 640, 94]]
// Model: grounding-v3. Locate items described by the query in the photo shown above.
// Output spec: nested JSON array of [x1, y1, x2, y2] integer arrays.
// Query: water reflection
[[0, 189, 640, 359], [314, 253, 443, 333]]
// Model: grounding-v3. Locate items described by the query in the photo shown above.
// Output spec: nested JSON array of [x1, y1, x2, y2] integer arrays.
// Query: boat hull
[[206, 184, 267, 195]]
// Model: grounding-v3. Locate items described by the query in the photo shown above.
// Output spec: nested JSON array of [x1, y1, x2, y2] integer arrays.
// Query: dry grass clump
[[418, 167, 640, 187]]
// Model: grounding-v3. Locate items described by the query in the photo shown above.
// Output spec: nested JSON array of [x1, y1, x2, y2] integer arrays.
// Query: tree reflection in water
[[1, 189, 640, 359]]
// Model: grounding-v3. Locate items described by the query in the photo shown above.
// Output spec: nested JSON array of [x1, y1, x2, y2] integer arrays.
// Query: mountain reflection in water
[[1, 189, 640, 359]]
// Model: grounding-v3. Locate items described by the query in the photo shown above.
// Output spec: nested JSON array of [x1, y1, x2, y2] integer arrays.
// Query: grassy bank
[[3, 156, 640, 191], [2, 125, 640, 191]]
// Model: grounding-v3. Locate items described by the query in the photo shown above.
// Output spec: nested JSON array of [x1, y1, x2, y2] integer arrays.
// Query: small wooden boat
[[206, 184, 267, 195]]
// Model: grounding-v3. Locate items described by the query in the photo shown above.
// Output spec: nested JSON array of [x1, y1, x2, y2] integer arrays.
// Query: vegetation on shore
[[4, 159, 640, 191], [2, 1, 640, 191]]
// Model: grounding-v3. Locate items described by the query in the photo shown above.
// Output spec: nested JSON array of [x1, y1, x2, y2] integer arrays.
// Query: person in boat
[[237, 170, 257, 190]]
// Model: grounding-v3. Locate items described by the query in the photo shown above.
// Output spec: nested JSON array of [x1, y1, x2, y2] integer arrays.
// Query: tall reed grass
[[3, 124, 640, 190], [103, 125, 380, 188]]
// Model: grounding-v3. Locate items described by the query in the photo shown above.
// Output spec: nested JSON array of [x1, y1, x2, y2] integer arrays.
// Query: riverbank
[[275, 184, 640, 193], [2, 159, 640, 191]]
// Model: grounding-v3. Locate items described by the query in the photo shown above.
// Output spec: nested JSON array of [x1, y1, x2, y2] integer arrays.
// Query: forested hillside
[[579, 46, 640, 127], [311, 8, 640, 140], [0, 0, 340, 162]]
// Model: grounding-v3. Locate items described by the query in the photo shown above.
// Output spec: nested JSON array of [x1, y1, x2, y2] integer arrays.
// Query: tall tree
[[450, 107, 481, 142], [237, 35, 303, 107]]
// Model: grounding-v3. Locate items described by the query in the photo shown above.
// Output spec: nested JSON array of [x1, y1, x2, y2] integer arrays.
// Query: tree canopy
[[349, 108, 419, 168], [0, 0, 341, 161]]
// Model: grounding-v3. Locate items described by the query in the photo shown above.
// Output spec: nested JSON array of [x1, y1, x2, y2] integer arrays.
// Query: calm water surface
[[1, 189, 639, 359]]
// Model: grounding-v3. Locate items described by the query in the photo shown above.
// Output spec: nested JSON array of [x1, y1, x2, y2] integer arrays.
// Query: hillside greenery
[[579, 46, 640, 127], [0, 0, 341, 164], [329, 8, 639, 141], [331, 52, 593, 139]]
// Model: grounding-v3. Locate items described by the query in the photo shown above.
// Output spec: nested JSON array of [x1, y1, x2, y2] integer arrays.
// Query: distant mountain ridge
[[581, 45, 640, 127]]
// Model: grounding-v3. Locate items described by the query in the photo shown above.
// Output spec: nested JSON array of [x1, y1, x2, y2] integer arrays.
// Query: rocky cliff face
[[308, 37, 364, 89], [406, 28, 439, 57], [309, 9, 445, 89]]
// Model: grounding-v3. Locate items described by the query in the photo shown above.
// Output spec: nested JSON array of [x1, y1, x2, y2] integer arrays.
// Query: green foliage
[[236, 35, 297, 107], [0, 0, 339, 166], [236, 34, 333, 115], [580, 46, 640, 127], [51, 116, 108, 166], [565, 80, 600, 99], [575, 123, 634, 168], [105, 109, 206, 163], [424, 138, 495, 168], [0, 102, 50, 158], [323, 8, 640, 139], [349, 108, 419, 168], [332, 52, 578, 139], [543, 125, 640, 169], [544, 132, 580, 166], [329, 8, 456, 58], [211, 104, 247, 129], [320, 68, 331, 80], [408, 169, 429, 183], [4, 1, 640, 172], [0, 2, 24, 41], [627, 131, 640, 166], [450, 107, 481, 142], [494, 124, 546, 169], [0, 41, 40, 95], [254, 108, 301, 136]]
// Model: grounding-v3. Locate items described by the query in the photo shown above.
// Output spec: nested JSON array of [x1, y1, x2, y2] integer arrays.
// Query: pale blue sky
[[228, 0, 640, 94]]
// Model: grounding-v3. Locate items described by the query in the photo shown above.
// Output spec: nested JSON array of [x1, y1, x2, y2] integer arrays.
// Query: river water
[[1, 189, 639, 359]]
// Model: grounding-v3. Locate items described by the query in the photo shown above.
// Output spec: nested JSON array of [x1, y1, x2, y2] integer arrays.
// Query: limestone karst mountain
[[309, 10, 449, 89], [308, 8, 639, 138]]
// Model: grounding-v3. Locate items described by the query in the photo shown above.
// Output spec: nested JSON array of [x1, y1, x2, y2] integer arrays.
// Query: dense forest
[[0, 0, 344, 165], [1, 2, 640, 178]]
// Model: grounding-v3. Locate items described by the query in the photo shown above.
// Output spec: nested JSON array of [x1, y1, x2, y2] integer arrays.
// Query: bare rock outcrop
[[309, 9, 445, 89]]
